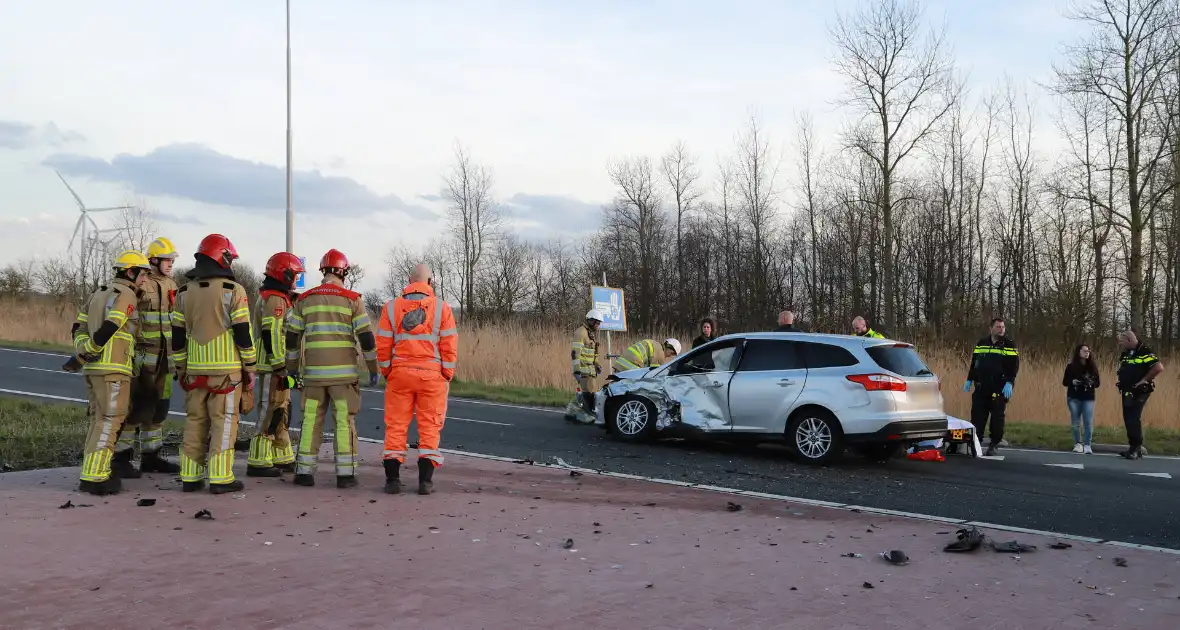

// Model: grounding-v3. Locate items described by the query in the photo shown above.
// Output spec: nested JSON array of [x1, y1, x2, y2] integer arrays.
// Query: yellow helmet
[[112, 250, 151, 270], [147, 237, 178, 260]]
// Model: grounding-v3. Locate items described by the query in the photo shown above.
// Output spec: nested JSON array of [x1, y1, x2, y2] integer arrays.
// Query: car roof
[[712, 331, 910, 349]]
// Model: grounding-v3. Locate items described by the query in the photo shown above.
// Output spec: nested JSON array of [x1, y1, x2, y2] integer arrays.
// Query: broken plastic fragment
[[726, 502, 742, 512], [136, 498, 156, 507], [194, 509, 214, 520], [880, 550, 909, 565]]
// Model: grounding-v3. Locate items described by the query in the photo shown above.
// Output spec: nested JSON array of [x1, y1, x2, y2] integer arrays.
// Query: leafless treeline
[[393, 0, 1180, 353]]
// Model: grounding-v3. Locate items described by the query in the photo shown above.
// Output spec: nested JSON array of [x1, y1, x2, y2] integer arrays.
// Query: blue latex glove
[[1002, 382, 1013, 399], [962, 380, 973, 393], [369, 373, 380, 388]]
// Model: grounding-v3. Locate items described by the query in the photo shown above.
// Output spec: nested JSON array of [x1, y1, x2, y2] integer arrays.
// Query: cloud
[[157, 211, 205, 226], [43, 143, 436, 219], [418, 193, 444, 202], [0, 120, 85, 150], [503, 192, 602, 232]]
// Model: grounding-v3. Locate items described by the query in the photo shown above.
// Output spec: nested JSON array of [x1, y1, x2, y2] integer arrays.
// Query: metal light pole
[[285, 0, 294, 253]]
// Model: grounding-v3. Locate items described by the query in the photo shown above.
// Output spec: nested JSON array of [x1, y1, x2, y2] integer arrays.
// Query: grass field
[[4, 296, 1179, 454]]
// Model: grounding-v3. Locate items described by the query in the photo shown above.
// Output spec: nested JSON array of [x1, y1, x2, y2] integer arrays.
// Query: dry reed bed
[[2, 297, 1175, 430]]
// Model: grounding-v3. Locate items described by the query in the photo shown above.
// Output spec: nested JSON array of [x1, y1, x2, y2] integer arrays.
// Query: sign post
[[294, 256, 306, 290], [591, 274, 627, 375]]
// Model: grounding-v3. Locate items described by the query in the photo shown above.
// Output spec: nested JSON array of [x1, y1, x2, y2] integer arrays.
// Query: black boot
[[247, 465, 282, 478], [383, 460, 402, 494], [337, 475, 358, 489], [79, 476, 122, 496], [293, 474, 315, 487], [985, 444, 999, 457], [139, 451, 180, 474], [182, 480, 206, 492], [275, 462, 296, 473], [209, 480, 245, 494], [417, 458, 435, 495], [111, 449, 142, 479]]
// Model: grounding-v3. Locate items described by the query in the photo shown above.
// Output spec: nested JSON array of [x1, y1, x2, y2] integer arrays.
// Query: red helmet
[[319, 249, 349, 274], [264, 252, 305, 284], [196, 234, 239, 269]]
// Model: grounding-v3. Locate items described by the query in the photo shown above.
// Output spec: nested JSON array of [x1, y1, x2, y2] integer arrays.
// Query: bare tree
[[660, 140, 702, 319], [830, 0, 956, 331], [443, 142, 500, 319], [734, 112, 781, 319], [605, 155, 667, 328], [1053, 0, 1180, 331], [344, 263, 365, 291], [112, 195, 160, 253]]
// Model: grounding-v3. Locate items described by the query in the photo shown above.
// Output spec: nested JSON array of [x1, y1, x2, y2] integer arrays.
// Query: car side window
[[737, 339, 805, 372], [802, 342, 858, 368], [676, 340, 741, 375]]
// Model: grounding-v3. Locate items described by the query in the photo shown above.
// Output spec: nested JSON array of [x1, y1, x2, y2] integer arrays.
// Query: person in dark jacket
[[1063, 344, 1099, 454], [691, 318, 717, 349], [1115, 330, 1164, 460], [774, 310, 801, 332], [958, 318, 1019, 456]]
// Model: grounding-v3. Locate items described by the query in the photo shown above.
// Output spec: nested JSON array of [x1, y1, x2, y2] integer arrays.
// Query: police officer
[[959, 318, 1019, 456], [1115, 330, 1164, 460], [851, 316, 885, 339]]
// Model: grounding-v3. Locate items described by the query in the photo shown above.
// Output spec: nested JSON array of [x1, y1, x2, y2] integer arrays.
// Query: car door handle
[[777, 378, 796, 386], [706, 381, 724, 388]]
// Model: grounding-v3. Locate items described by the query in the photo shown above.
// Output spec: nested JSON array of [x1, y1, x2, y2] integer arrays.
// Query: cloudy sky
[[0, 0, 1078, 292]]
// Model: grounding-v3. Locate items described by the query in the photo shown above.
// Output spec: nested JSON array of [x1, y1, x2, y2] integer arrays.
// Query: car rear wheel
[[786, 410, 844, 466], [608, 395, 657, 443]]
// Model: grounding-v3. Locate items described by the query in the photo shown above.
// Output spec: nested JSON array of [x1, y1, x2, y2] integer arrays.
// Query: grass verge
[[448, 379, 571, 408], [1002, 422, 1180, 456], [0, 396, 184, 472], [0, 339, 72, 354]]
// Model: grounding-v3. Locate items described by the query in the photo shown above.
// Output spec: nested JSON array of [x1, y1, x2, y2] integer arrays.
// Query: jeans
[[1067, 397, 1094, 445]]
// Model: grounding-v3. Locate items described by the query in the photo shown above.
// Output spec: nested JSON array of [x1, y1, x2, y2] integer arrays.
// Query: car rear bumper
[[844, 418, 949, 443]]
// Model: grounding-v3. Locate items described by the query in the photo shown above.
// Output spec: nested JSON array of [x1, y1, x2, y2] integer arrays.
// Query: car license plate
[[950, 429, 965, 441]]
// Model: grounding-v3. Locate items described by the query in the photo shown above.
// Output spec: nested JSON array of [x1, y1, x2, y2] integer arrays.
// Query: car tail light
[[846, 374, 907, 392]]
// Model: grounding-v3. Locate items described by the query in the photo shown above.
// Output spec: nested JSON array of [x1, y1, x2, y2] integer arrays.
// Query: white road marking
[[1129, 472, 1172, 479], [0, 347, 70, 358], [447, 397, 564, 414], [366, 408, 512, 426], [1045, 463, 1084, 469], [978, 455, 1006, 461], [2, 384, 1178, 554], [20, 366, 79, 376]]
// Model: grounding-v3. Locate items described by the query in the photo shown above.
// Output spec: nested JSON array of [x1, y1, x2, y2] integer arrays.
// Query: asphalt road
[[4, 346, 1180, 549]]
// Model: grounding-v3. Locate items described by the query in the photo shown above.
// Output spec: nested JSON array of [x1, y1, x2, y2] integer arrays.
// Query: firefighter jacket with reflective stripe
[[614, 339, 664, 372], [254, 290, 292, 373], [375, 281, 458, 380], [286, 282, 378, 384], [73, 278, 140, 376], [171, 278, 257, 375], [856, 328, 885, 339], [571, 325, 600, 377], [967, 335, 1020, 392], [136, 270, 178, 370]]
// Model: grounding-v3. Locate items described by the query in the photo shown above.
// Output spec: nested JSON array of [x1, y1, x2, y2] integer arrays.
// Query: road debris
[[880, 550, 910, 565], [726, 502, 742, 512], [194, 509, 214, 520], [563, 538, 575, 549], [569, 471, 583, 478], [944, 526, 984, 553], [264, 542, 273, 546], [991, 541, 1036, 553], [136, 499, 156, 507], [1050, 542, 1073, 550], [59, 500, 74, 509], [841, 552, 863, 558], [1114, 557, 1128, 567], [862, 582, 875, 589], [513, 458, 535, 465]]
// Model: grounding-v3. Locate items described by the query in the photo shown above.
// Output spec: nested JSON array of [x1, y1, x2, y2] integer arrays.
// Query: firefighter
[[65, 250, 152, 495], [171, 234, 258, 494], [246, 252, 305, 477], [959, 317, 1019, 457], [286, 249, 378, 489], [851, 316, 885, 339], [1115, 330, 1164, 460], [376, 263, 458, 495], [567, 309, 604, 423], [113, 237, 182, 478], [613, 338, 681, 372]]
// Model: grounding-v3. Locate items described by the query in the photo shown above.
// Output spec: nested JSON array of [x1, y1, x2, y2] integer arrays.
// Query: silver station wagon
[[594, 332, 949, 465]]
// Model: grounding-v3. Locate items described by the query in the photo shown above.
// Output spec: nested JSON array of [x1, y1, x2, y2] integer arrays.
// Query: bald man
[[774, 311, 801, 333], [851, 317, 885, 339]]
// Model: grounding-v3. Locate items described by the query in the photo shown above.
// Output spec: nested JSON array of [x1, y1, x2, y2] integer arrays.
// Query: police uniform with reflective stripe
[[286, 282, 378, 478], [856, 328, 885, 339], [1117, 343, 1160, 453], [171, 277, 257, 486], [967, 335, 1020, 445], [72, 279, 140, 483], [121, 269, 179, 456]]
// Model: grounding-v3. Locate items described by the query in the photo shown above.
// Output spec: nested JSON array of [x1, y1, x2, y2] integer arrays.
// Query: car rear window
[[866, 345, 933, 377]]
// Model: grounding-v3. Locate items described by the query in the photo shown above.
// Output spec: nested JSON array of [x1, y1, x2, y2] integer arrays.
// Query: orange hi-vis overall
[[376, 281, 457, 467]]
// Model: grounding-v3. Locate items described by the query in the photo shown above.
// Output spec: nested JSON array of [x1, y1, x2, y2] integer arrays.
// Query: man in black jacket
[[774, 311, 802, 332], [959, 318, 1019, 456], [1115, 330, 1164, 459]]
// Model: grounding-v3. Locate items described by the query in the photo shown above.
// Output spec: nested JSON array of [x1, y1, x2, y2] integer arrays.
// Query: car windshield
[[865, 345, 932, 377]]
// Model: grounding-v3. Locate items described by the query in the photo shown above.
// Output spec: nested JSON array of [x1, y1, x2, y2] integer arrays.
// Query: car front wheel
[[787, 410, 844, 465], [608, 395, 657, 443]]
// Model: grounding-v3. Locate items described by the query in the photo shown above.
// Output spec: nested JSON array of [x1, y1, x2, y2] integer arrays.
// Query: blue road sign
[[590, 285, 627, 332], [295, 256, 307, 289]]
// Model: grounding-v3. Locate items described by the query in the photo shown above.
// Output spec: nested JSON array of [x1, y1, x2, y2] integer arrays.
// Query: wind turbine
[[56, 170, 133, 292]]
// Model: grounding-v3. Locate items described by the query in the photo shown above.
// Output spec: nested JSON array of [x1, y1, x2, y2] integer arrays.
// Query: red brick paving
[[1, 442, 1179, 629]]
